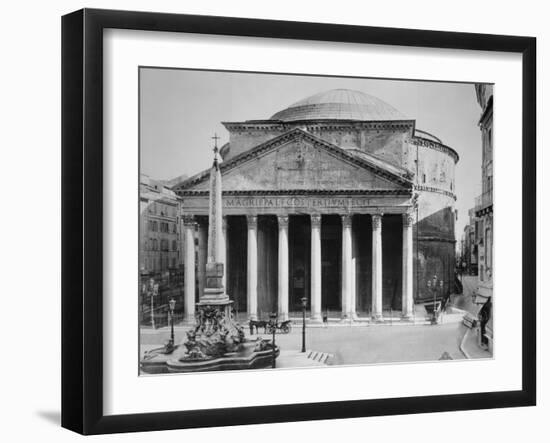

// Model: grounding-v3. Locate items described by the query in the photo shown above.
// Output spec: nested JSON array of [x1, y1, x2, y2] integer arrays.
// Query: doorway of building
[[321, 215, 342, 315]]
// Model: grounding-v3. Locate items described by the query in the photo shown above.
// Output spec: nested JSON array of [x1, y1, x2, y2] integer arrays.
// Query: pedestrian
[[478, 297, 492, 348]]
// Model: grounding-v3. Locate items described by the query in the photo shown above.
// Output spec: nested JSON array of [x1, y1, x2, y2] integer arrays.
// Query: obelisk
[[175, 134, 243, 361], [200, 135, 229, 304]]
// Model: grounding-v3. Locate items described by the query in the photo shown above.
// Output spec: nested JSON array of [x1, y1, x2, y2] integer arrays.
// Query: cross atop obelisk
[[211, 133, 221, 169], [212, 132, 220, 148]]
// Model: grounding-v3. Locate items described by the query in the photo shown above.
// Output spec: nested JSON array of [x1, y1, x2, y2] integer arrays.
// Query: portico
[[182, 206, 414, 322], [177, 128, 417, 322]]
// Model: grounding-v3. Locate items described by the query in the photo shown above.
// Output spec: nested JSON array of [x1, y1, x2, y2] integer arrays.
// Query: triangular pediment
[[175, 129, 413, 193]]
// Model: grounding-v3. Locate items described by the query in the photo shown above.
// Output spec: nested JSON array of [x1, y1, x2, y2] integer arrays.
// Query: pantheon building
[[174, 89, 458, 322]]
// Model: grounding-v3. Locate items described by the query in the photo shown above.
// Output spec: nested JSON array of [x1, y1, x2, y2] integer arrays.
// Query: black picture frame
[[61, 8, 536, 435]]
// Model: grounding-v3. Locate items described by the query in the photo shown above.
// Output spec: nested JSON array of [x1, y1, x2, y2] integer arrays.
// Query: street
[[451, 275, 480, 316], [141, 320, 471, 366], [140, 277, 489, 368]]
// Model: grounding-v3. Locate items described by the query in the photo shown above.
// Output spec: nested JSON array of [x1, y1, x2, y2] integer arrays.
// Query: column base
[[278, 313, 289, 322], [371, 314, 384, 323], [339, 313, 358, 323], [400, 314, 414, 322], [309, 316, 324, 325]]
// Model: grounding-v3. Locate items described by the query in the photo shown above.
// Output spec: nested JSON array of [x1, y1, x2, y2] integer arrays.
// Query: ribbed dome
[[270, 89, 407, 122]]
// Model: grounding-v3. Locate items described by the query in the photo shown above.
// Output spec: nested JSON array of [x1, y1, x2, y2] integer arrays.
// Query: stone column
[[351, 217, 358, 320], [220, 216, 227, 289], [247, 215, 258, 321], [277, 215, 289, 321], [183, 216, 196, 323], [310, 214, 322, 322], [402, 213, 414, 319], [371, 213, 383, 321], [341, 214, 353, 320]]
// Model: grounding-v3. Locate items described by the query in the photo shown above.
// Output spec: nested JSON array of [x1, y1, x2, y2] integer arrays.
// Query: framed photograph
[[61, 8, 536, 435]]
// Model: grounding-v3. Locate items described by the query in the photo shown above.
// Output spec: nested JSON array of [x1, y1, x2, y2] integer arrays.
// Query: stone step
[[307, 350, 333, 364]]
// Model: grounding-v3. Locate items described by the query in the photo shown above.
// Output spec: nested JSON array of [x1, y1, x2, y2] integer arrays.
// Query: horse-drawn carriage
[[248, 318, 292, 335], [268, 319, 292, 334]]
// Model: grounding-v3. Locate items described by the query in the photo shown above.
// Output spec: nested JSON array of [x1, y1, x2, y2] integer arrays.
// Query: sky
[[140, 68, 484, 240]]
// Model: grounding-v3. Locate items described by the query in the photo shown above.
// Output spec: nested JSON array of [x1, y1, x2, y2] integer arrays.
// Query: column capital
[[277, 215, 289, 228], [196, 215, 209, 228], [310, 213, 322, 228], [402, 213, 414, 228], [182, 215, 196, 226], [246, 214, 258, 228], [372, 213, 383, 229], [341, 214, 352, 228]]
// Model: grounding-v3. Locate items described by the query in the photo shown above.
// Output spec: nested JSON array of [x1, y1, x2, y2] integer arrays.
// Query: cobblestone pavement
[[141, 321, 470, 365]]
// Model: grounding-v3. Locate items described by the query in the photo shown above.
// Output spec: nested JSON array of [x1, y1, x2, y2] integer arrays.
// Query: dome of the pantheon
[[270, 89, 408, 122]]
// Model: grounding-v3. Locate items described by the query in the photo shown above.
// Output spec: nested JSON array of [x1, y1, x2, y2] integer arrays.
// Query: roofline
[[222, 119, 416, 128], [411, 135, 460, 164], [177, 189, 413, 196], [414, 129, 442, 144]]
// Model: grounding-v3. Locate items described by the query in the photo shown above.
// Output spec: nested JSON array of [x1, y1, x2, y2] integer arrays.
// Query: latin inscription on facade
[[180, 194, 411, 214], [225, 196, 373, 209]]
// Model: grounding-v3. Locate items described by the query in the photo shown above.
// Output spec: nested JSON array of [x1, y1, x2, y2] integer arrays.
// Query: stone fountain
[[141, 138, 279, 374]]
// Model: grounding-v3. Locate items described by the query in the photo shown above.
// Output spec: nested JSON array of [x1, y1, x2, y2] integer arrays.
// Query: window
[[486, 226, 492, 276], [422, 173, 426, 184], [172, 240, 177, 251]]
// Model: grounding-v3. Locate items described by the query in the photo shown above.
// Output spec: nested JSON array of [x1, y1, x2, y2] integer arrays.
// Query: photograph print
[[138, 68, 494, 375]]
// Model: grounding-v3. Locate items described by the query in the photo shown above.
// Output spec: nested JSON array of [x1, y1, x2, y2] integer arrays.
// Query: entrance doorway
[[321, 215, 342, 314], [289, 215, 311, 312]]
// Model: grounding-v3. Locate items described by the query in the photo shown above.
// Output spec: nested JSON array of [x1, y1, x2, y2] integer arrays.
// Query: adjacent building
[[139, 174, 184, 325], [461, 208, 478, 276], [140, 174, 181, 275], [473, 84, 494, 350], [173, 89, 458, 322]]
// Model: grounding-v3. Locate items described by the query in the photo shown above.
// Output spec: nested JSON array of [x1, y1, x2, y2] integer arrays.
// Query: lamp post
[[301, 297, 308, 353], [142, 278, 159, 329], [270, 312, 277, 368], [164, 297, 176, 354]]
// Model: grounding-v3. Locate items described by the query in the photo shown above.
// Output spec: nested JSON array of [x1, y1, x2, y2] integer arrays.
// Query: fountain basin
[[141, 340, 279, 374]]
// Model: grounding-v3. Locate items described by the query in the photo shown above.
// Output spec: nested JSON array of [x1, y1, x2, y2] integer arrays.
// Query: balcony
[[475, 189, 493, 214]]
